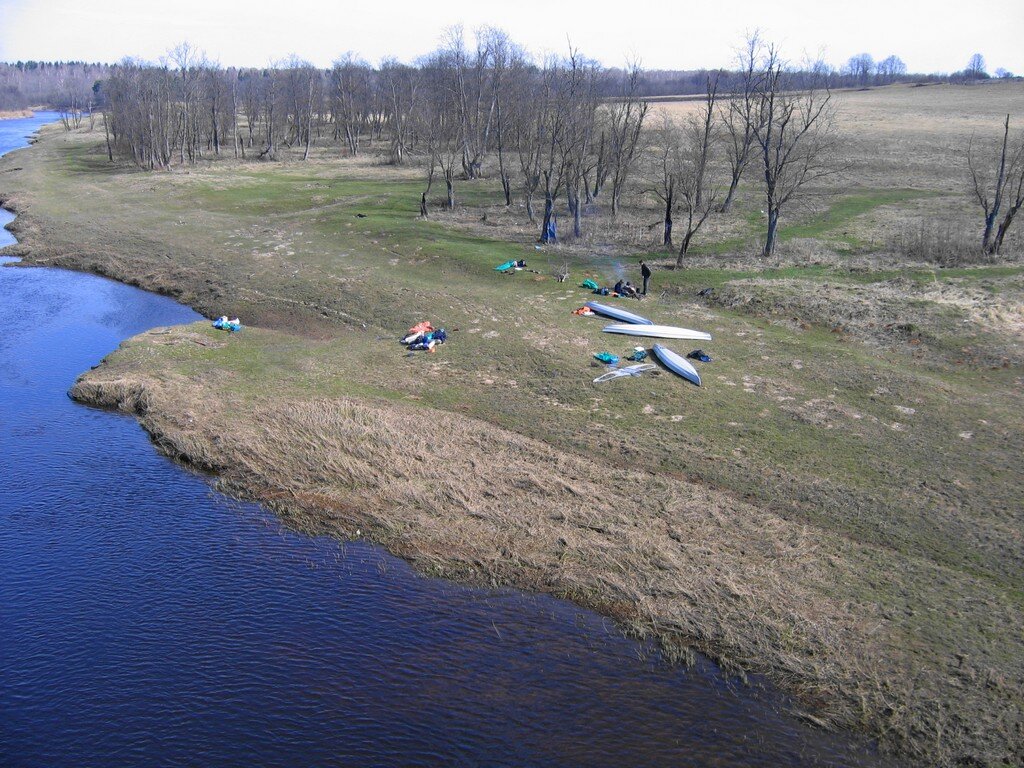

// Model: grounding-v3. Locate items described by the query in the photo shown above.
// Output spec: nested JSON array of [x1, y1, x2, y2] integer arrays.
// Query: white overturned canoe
[[653, 344, 701, 386], [602, 323, 712, 341], [584, 301, 654, 325]]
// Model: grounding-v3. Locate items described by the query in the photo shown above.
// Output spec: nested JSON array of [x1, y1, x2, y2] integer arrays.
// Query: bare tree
[[379, 59, 418, 164], [844, 53, 875, 86], [419, 53, 463, 210], [968, 115, 1024, 254], [644, 85, 719, 262], [561, 50, 599, 238], [719, 33, 763, 213], [510, 61, 548, 223], [604, 59, 649, 216], [483, 27, 522, 206], [203, 62, 231, 156], [675, 82, 720, 261], [692, 74, 718, 208], [514, 55, 570, 240], [330, 54, 372, 156], [646, 113, 679, 247], [437, 26, 496, 180], [876, 55, 907, 84], [966, 53, 987, 79], [752, 46, 843, 257]]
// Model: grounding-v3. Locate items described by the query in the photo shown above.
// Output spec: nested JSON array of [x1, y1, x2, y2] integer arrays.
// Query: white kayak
[[584, 301, 654, 325], [602, 323, 712, 341], [652, 344, 701, 386]]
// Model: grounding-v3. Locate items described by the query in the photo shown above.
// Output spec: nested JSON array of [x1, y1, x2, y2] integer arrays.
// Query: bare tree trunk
[[694, 76, 718, 207], [231, 81, 239, 159], [540, 194, 554, 242], [991, 194, 1023, 255], [421, 158, 435, 217], [764, 208, 780, 257], [444, 168, 455, 209], [592, 131, 606, 199], [212, 104, 220, 156], [980, 116, 1011, 252], [663, 183, 674, 247], [102, 112, 113, 162], [568, 183, 582, 238], [720, 172, 741, 212], [676, 208, 699, 265]]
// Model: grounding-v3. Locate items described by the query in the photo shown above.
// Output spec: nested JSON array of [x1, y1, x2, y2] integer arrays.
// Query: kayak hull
[[602, 323, 712, 341], [584, 301, 654, 325], [652, 344, 702, 386]]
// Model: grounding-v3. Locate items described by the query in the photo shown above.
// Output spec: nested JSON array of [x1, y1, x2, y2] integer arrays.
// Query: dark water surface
[[0, 115, 888, 767]]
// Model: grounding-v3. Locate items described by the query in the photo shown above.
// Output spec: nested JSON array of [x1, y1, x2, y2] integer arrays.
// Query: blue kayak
[[653, 344, 701, 386], [585, 301, 654, 325]]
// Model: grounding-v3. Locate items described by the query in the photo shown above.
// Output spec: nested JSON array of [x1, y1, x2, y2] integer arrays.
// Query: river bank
[[3, 115, 1022, 766]]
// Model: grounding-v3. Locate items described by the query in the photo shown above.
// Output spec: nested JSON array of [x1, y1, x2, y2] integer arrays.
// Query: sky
[[0, 0, 1022, 75]]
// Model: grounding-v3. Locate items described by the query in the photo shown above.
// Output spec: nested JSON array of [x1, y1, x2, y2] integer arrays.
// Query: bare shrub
[[887, 219, 1020, 265]]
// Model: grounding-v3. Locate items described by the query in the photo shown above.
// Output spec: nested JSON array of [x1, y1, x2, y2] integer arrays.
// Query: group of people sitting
[[612, 279, 641, 299]]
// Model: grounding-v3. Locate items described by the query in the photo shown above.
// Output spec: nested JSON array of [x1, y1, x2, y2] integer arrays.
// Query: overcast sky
[[1, 0, 1022, 74]]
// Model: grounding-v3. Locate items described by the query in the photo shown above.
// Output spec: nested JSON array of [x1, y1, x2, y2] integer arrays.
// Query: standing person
[[639, 260, 652, 296]]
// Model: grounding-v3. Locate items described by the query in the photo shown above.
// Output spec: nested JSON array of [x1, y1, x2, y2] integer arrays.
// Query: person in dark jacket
[[640, 260, 652, 295]]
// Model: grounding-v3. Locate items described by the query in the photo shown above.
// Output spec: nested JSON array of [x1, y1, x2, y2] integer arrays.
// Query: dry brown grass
[[708, 273, 1024, 367]]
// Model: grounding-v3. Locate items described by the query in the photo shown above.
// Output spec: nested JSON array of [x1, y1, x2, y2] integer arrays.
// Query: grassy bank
[[2, 85, 1022, 766]]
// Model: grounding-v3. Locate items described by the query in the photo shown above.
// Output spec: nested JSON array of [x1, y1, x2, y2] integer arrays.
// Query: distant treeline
[[1, 43, 1014, 115], [0, 61, 108, 112]]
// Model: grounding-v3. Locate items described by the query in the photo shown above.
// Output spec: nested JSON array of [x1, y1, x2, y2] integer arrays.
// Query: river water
[[0, 114, 888, 767]]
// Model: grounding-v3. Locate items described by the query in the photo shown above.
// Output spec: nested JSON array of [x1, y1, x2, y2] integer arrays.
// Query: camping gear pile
[[495, 259, 533, 274], [402, 321, 447, 353], [581, 279, 637, 298], [212, 316, 242, 332]]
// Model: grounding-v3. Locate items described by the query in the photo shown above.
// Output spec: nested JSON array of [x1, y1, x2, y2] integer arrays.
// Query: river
[[0, 114, 889, 767]]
